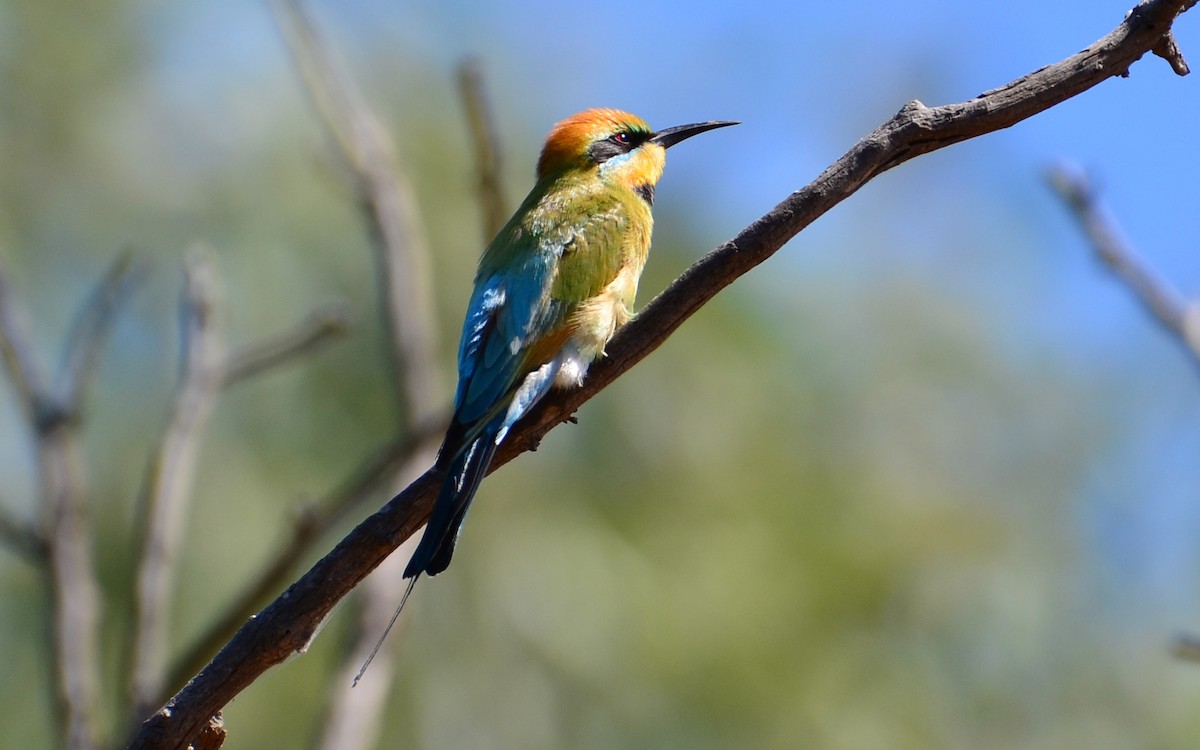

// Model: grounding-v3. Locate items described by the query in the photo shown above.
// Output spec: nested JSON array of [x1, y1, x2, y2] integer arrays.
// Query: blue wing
[[404, 183, 629, 578], [404, 241, 567, 578]]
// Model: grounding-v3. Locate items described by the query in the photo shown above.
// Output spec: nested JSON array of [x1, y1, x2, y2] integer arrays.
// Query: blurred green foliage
[[2, 2, 1200, 750]]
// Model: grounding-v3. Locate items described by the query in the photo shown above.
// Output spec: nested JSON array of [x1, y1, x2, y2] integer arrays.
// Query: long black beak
[[649, 120, 739, 149]]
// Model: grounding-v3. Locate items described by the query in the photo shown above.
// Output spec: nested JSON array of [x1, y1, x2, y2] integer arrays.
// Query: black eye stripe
[[587, 129, 650, 165], [616, 129, 650, 147]]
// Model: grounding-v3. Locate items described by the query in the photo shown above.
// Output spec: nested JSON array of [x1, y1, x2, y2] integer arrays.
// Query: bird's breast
[[555, 252, 647, 388]]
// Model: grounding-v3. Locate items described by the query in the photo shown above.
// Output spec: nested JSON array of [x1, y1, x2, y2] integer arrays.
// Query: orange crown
[[536, 108, 651, 178]]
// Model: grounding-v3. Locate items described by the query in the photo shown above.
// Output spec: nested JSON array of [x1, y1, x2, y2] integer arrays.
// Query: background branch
[[272, 2, 447, 747], [271, 0, 441, 419], [56, 251, 145, 415], [0, 258, 105, 749], [457, 57, 510, 241], [1046, 164, 1200, 664], [1046, 164, 1200, 364], [221, 302, 352, 388], [127, 1, 1197, 747], [41, 399, 99, 750], [0, 257, 53, 424], [128, 246, 226, 721], [163, 421, 443, 693], [127, 256, 355, 714], [314, 53, 512, 750]]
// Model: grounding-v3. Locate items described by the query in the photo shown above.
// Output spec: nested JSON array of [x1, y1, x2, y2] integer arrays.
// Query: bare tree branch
[[317, 445, 439, 750], [163, 421, 444, 695], [316, 513, 425, 750], [128, 247, 226, 720], [116, 273, 359, 712], [42, 408, 100, 750], [1153, 28, 1192, 73], [271, 3, 451, 745], [0, 257, 53, 425], [127, 2, 1196, 747], [271, 0, 442, 421], [1046, 164, 1200, 363], [271, 4, 452, 746], [1047, 166, 1200, 666], [0, 257, 105, 750], [221, 302, 352, 388], [457, 57, 510, 241], [56, 251, 145, 416]]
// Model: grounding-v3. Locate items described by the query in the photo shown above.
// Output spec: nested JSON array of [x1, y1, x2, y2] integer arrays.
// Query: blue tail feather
[[403, 430, 501, 578]]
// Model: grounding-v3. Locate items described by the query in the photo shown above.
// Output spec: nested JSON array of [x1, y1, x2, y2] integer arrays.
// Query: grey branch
[[1153, 28, 1192, 73], [0, 256, 105, 750], [457, 58, 511, 240], [0, 260, 52, 568], [43, 407, 101, 750], [1047, 165, 1200, 363], [128, 2, 1197, 748], [221, 302, 352, 388], [163, 421, 445, 695], [0, 256, 53, 425], [272, 3, 449, 746], [133, 274, 358, 711], [56, 251, 145, 417], [129, 246, 226, 720], [271, 0, 443, 422], [272, 3, 450, 746]]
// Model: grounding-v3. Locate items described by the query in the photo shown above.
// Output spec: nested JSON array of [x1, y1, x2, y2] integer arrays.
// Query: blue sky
[[121, 0, 1198, 603], [150, 0, 1199, 283], [6, 0, 1195, 637]]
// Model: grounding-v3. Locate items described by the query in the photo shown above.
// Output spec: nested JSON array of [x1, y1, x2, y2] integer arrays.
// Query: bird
[[404, 109, 736, 581], [355, 109, 735, 683]]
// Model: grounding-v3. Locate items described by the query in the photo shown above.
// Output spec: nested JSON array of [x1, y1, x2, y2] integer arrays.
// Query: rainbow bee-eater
[[407, 108, 737, 580]]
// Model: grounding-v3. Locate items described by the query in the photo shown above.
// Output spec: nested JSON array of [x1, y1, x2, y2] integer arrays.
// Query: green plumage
[[480, 172, 648, 311], [402, 109, 734, 580]]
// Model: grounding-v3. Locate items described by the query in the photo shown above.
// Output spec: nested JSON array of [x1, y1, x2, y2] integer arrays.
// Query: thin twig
[[129, 247, 226, 721], [0, 262, 51, 571], [42, 405, 100, 750], [457, 57, 510, 240], [135, 285, 362, 707], [271, 0, 442, 421], [56, 251, 146, 416], [0, 255, 104, 750], [221, 302, 352, 388], [272, 4, 448, 746], [1046, 165, 1200, 363], [1049, 161, 1200, 667], [0, 257, 53, 425], [163, 422, 444, 694], [128, 2, 1197, 747], [316, 487, 429, 750], [317, 437, 439, 750], [1154, 29, 1192, 73]]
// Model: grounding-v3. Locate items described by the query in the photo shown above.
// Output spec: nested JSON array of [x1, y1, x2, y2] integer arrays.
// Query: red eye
[[612, 132, 630, 144]]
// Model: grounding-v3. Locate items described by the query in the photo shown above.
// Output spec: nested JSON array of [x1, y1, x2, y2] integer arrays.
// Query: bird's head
[[536, 108, 737, 201]]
